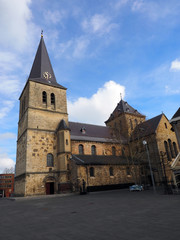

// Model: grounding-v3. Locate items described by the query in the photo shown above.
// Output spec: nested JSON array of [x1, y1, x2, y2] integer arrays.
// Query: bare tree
[[3, 167, 15, 174]]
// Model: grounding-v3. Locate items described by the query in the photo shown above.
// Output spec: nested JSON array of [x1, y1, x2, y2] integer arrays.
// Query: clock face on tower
[[43, 72, 52, 80]]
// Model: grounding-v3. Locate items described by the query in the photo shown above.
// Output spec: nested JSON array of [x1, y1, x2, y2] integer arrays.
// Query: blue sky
[[0, 0, 180, 172]]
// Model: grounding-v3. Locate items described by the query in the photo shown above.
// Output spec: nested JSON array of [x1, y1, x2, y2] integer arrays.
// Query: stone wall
[[106, 113, 145, 139], [14, 175, 26, 196], [26, 130, 57, 172], [29, 81, 67, 114], [71, 140, 128, 156], [16, 132, 27, 177], [156, 114, 179, 182], [70, 164, 138, 191]]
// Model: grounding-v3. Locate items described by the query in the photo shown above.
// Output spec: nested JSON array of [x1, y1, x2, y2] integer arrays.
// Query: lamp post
[[143, 140, 156, 193]]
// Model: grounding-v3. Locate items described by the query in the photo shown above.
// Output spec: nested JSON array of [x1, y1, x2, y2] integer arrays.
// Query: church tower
[[105, 99, 146, 140], [15, 34, 71, 196]]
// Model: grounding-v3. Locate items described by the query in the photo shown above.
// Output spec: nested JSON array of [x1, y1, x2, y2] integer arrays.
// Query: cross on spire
[[120, 93, 122, 101]]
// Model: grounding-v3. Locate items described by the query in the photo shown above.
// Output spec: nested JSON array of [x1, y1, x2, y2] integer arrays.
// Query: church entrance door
[[46, 182, 54, 195]]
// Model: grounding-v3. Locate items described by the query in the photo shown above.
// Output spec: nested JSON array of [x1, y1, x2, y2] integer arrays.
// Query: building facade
[[170, 108, 180, 186], [0, 174, 14, 197], [15, 36, 179, 196]]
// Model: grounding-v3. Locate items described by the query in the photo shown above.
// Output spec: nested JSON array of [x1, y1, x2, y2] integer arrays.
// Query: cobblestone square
[[0, 189, 179, 240]]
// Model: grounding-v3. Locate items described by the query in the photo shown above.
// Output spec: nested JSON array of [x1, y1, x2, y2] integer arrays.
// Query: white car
[[129, 185, 143, 191]]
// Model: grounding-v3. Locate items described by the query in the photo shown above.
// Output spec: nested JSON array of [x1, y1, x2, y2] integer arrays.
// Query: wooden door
[[46, 183, 50, 195]]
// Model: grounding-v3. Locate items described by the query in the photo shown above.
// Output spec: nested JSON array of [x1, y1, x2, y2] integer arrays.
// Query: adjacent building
[[0, 174, 14, 197], [170, 108, 180, 186]]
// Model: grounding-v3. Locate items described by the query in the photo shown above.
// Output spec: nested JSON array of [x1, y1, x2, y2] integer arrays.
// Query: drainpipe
[[86, 166, 89, 192]]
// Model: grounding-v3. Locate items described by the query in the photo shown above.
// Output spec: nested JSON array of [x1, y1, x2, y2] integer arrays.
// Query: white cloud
[[113, 0, 129, 9], [56, 37, 90, 59], [165, 85, 180, 95], [0, 133, 16, 140], [131, 0, 176, 21], [0, 0, 37, 50], [0, 153, 15, 173], [0, 101, 15, 120], [73, 38, 90, 58], [0, 52, 22, 73], [0, 75, 21, 98], [43, 10, 66, 24], [170, 59, 180, 71], [68, 80, 125, 125], [131, 0, 144, 12], [82, 14, 117, 36]]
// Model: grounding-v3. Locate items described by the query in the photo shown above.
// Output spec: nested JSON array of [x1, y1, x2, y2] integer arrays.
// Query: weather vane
[[41, 29, 43, 37]]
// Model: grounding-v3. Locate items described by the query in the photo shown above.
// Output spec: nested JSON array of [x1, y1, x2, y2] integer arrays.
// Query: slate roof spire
[[57, 119, 70, 131], [105, 99, 145, 124], [28, 32, 66, 89]]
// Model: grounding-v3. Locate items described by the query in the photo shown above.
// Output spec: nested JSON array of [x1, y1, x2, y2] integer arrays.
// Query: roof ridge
[[69, 121, 107, 128]]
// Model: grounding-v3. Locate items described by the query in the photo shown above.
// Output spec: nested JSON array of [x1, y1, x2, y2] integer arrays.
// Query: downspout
[[86, 165, 89, 192]]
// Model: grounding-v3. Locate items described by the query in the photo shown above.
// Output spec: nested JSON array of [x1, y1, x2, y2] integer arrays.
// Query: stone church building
[[15, 36, 179, 196]]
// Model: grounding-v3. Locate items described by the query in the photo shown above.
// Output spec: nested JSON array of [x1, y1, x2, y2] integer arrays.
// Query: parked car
[[129, 185, 144, 191]]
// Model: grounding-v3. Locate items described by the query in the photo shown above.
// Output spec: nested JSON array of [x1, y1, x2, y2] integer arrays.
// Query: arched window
[[42, 91, 47, 104], [126, 167, 130, 175], [90, 167, 94, 177], [122, 148, 125, 157], [130, 119, 133, 130], [109, 167, 114, 176], [91, 145, 96, 155], [112, 146, 116, 156], [134, 119, 138, 126], [51, 93, 55, 105], [79, 144, 84, 155], [164, 141, 171, 161], [173, 142, 178, 156], [119, 120, 122, 129], [168, 139, 174, 158], [47, 153, 54, 167]]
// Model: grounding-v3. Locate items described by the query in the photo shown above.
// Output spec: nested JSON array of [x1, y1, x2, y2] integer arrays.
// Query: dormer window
[[80, 127, 86, 134], [126, 108, 129, 112]]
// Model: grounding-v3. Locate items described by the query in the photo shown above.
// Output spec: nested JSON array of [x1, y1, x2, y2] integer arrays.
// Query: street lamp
[[143, 140, 156, 193]]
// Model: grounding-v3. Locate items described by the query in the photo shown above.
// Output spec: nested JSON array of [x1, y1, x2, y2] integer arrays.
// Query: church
[[15, 35, 179, 196]]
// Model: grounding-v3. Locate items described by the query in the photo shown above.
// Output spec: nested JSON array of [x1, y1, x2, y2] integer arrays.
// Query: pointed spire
[[28, 34, 66, 89], [57, 119, 70, 131], [105, 99, 145, 124]]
